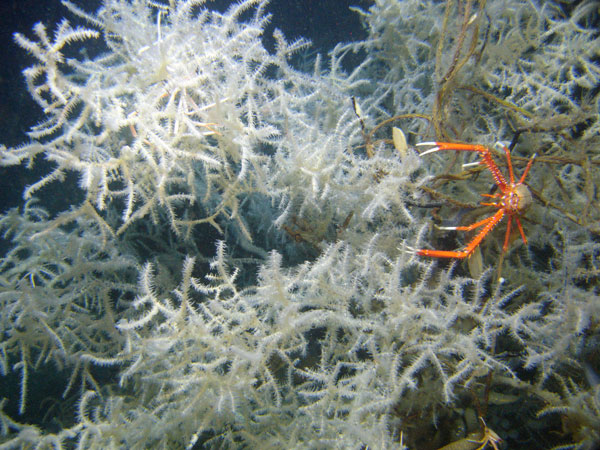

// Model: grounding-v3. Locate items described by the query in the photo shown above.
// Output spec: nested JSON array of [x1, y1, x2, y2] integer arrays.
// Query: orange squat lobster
[[414, 141, 536, 259]]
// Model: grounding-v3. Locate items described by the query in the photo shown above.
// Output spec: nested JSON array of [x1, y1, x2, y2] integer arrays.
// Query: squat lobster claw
[[414, 141, 536, 259]]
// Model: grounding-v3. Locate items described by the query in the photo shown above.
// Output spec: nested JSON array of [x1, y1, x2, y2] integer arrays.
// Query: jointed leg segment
[[416, 209, 505, 259]]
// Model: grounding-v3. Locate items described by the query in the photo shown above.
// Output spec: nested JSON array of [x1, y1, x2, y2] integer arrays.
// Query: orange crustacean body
[[414, 141, 535, 259]]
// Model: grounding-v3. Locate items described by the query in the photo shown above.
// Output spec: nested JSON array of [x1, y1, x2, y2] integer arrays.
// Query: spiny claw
[[435, 225, 458, 231], [398, 243, 419, 255], [416, 142, 441, 156]]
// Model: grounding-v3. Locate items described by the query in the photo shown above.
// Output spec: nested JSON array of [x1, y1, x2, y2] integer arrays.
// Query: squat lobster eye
[[412, 141, 536, 259]]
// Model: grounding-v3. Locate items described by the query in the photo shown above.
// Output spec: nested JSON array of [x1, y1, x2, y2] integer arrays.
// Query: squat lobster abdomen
[[413, 141, 536, 259]]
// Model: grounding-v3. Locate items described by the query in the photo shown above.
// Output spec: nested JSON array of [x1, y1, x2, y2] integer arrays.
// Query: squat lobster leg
[[413, 141, 536, 259]]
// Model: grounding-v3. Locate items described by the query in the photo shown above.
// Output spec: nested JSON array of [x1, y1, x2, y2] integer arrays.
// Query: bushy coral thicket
[[1, 0, 599, 448]]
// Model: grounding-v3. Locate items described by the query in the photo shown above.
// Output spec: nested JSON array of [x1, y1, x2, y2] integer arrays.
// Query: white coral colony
[[0, 0, 598, 449]]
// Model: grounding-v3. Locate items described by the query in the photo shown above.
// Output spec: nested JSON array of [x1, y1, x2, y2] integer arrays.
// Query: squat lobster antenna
[[413, 141, 536, 259]]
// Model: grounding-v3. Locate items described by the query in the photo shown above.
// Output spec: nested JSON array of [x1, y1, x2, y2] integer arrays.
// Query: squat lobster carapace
[[412, 141, 536, 259]]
